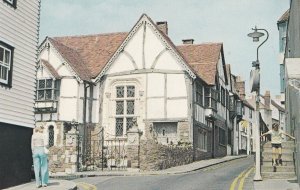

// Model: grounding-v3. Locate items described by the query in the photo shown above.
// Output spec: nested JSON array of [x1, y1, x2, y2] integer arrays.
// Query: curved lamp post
[[247, 26, 269, 181]]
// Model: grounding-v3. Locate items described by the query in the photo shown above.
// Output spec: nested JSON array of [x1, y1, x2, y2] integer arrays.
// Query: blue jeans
[[32, 147, 49, 186]]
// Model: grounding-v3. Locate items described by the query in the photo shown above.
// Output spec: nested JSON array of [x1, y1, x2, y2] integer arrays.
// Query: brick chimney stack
[[156, 21, 168, 35], [236, 76, 245, 100], [264, 90, 271, 109], [182, 39, 194, 44]]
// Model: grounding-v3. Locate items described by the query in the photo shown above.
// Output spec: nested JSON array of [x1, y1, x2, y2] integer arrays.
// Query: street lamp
[[247, 26, 269, 181]]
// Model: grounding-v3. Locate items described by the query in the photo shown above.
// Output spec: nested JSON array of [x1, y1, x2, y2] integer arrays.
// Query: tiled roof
[[41, 59, 61, 79], [49, 38, 91, 81], [50, 32, 127, 79], [271, 100, 285, 112], [278, 9, 289, 23], [243, 100, 254, 110], [177, 43, 222, 85]]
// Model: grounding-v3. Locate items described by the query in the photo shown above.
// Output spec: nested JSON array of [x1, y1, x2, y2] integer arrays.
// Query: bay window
[[37, 79, 60, 101]]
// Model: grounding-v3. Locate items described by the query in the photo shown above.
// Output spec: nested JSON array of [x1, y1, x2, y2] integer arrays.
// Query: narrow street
[[74, 156, 254, 190]]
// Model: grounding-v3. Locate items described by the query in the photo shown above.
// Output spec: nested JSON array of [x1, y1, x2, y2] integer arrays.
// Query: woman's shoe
[[42, 184, 47, 187], [36, 185, 42, 188]]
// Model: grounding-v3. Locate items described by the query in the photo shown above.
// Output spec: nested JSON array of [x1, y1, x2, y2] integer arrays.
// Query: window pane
[[127, 86, 135, 97], [4, 50, 10, 66], [116, 86, 124, 98], [54, 90, 59, 100], [38, 90, 44, 100], [0, 47, 4, 62], [38, 80, 45, 89], [126, 117, 133, 131], [116, 118, 123, 136], [48, 126, 54, 147], [116, 101, 124, 115], [127, 100, 134, 115], [46, 79, 52, 88], [45, 90, 52, 100], [0, 66, 8, 81]]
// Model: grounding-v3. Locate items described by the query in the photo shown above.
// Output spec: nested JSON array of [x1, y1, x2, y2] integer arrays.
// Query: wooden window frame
[[3, 0, 17, 8], [0, 41, 14, 87]]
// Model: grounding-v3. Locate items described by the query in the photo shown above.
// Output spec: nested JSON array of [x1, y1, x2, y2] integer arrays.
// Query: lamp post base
[[253, 173, 262, 181]]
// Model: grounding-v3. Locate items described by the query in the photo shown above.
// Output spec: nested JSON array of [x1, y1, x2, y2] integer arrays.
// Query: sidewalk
[[5, 179, 76, 190], [254, 178, 300, 190], [50, 155, 248, 179]]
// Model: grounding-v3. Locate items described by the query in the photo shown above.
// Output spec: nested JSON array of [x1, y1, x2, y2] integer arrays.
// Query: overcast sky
[[39, 0, 290, 95]]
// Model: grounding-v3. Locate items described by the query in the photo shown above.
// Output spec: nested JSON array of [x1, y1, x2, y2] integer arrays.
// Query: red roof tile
[[177, 43, 222, 85], [51, 32, 127, 79]]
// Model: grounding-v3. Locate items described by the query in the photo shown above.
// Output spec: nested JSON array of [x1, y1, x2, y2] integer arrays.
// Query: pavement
[[5, 155, 300, 190]]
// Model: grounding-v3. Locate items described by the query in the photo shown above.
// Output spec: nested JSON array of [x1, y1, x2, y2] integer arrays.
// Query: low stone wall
[[48, 146, 78, 174], [140, 140, 193, 171]]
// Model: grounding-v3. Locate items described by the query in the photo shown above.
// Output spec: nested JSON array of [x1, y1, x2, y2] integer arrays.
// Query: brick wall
[[139, 140, 193, 171]]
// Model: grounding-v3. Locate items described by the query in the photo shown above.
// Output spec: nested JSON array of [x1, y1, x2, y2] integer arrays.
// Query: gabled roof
[[277, 9, 289, 24], [41, 59, 61, 79], [48, 38, 91, 81], [271, 100, 285, 112], [42, 14, 226, 85], [52, 32, 127, 79], [177, 43, 223, 85], [95, 14, 197, 81], [243, 99, 254, 110]]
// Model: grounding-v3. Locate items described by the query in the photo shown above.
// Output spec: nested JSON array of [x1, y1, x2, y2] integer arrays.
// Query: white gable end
[[144, 24, 165, 69], [98, 15, 196, 79]]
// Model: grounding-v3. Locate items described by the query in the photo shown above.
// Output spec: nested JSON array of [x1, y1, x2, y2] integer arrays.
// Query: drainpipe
[[82, 82, 88, 166]]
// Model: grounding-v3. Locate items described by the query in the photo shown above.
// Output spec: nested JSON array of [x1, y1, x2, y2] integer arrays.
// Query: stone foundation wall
[[140, 140, 193, 171], [48, 146, 78, 174]]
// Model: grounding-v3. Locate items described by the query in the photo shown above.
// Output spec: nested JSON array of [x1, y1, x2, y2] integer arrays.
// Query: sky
[[39, 0, 290, 95]]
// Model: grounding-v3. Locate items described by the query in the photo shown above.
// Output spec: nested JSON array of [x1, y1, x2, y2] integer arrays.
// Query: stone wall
[[140, 140, 193, 171], [48, 129, 78, 174]]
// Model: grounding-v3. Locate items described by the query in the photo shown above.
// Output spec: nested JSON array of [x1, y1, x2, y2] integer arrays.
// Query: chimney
[[235, 76, 245, 100], [182, 39, 194, 45], [156, 21, 168, 35], [264, 90, 271, 109]]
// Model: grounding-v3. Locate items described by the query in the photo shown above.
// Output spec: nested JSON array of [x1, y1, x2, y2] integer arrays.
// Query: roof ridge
[[177, 42, 223, 47], [52, 32, 128, 39]]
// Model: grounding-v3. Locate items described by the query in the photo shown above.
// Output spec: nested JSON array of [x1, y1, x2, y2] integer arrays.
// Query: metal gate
[[77, 128, 127, 171]]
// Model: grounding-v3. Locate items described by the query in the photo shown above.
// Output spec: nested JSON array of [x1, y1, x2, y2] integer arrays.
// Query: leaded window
[[205, 87, 217, 111], [37, 79, 60, 101], [115, 85, 136, 136], [0, 41, 14, 87], [48, 125, 54, 147]]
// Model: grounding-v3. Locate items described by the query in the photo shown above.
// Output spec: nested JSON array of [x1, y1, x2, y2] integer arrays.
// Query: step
[[262, 172, 296, 179], [263, 141, 295, 148], [262, 148, 294, 153], [262, 161, 295, 167], [262, 153, 294, 161], [262, 165, 295, 172]]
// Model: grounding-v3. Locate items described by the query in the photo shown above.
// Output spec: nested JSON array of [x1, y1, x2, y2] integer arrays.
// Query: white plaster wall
[[106, 53, 136, 74], [167, 74, 187, 97], [60, 79, 78, 97], [144, 24, 165, 69], [154, 51, 182, 71], [147, 98, 165, 118], [124, 25, 144, 69], [147, 73, 164, 97], [167, 99, 187, 118]]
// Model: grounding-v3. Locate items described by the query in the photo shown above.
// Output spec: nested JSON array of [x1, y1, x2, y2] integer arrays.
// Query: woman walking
[[31, 126, 49, 188], [261, 123, 295, 171]]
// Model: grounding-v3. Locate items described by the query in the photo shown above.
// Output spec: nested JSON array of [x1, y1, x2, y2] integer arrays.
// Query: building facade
[[284, 0, 300, 184], [36, 14, 237, 173], [0, 0, 41, 188]]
